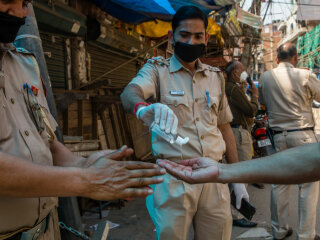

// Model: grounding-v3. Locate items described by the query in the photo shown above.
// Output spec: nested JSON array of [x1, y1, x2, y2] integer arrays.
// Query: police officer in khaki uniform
[[0, 1, 166, 239], [121, 6, 249, 240], [260, 43, 320, 240]]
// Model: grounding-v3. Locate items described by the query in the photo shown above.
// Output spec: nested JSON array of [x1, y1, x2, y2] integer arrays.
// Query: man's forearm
[[50, 139, 85, 167], [219, 123, 239, 164], [218, 143, 320, 184], [0, 152, 85, 197], [121, 84, 146, 114]]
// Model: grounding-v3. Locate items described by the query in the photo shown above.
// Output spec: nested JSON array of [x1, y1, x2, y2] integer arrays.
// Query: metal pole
[[263, 0, 272, 22]]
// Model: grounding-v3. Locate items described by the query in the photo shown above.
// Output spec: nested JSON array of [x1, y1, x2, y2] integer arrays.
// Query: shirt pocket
[[161, 95, 191, 126], [200, 96, 219, 126]]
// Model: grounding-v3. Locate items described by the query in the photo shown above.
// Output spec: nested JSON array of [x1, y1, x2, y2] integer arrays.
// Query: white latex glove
[[136, 103, 178, 135], [232, 183, 249, 209]]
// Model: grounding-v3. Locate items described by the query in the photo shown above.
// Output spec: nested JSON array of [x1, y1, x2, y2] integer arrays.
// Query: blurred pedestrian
[[225, 60, 259, 228]]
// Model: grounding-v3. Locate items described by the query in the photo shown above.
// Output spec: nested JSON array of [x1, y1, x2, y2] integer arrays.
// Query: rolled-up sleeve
[[129, 62, 158, 100]]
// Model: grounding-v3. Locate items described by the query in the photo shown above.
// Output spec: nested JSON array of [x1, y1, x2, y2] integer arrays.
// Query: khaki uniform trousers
[[271, 130, 319, 240], [4, 210, 60, 240], [146, 173, 232, 240], [231, 127, 253, 219], [231, 127, 253, 163], [37, 212, 57, 240], [38, 209, 60, 240]]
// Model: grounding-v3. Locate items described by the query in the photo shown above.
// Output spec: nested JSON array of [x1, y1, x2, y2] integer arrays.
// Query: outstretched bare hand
[[157, 158, 219, 184], [83, 145, 134, 167], [81, 147, 165, 200]]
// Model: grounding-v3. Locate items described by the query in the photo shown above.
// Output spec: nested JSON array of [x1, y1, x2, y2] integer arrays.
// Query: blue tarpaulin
[[89, 0, 175, 24], [89, 0, 234, 24], [170, 0, 232, 16]]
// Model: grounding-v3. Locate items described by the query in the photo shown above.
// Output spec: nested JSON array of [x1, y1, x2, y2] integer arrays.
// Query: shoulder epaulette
[[207, 65, 221, 72], [147, 56, 169, 66]]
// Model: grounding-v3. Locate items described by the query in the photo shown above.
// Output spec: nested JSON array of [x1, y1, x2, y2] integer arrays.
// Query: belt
[[272, 127, 314, 135], [6, 214, 49, 240]]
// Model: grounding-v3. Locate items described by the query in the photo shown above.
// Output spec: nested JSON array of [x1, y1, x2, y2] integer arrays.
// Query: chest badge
[[24, 83, 39, 96]]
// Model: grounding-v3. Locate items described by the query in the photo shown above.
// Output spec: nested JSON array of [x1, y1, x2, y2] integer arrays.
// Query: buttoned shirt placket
[[188, 65, 208, 157]]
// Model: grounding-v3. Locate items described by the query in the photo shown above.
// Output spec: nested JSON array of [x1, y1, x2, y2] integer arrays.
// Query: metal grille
[[87, 44, 138, 89], [40, 32, 67, 89]]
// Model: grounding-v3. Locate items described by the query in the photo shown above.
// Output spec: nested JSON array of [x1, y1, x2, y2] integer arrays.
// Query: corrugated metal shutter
[[88, 44, 152, 160], [40, 32, 67, 89], [87, 43, 138, 89]]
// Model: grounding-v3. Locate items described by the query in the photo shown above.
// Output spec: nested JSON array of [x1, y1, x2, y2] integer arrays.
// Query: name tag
[[169, 90, 184, 96]]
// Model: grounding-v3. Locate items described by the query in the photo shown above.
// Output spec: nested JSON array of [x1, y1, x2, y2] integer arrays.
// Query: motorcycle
[[251, 111, 275, 157], [245, 76, 275, 157]]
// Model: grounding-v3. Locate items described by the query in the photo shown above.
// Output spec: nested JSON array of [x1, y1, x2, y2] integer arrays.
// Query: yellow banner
[[125, 17, 224, 46]]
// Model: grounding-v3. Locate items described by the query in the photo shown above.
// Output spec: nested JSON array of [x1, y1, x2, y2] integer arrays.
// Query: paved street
[[103, 184, 320, 240]]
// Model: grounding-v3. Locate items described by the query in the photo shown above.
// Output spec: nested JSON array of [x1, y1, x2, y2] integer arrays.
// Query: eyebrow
[[179, 31, 205, 35]]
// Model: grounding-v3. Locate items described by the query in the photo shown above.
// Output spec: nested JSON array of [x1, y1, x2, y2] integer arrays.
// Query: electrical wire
[[260, 1, 268, 14], [278, 0, 288, 21], [270, 1, 273, 26], [241, 0, 247, 9], [270, 1, 320, 6]]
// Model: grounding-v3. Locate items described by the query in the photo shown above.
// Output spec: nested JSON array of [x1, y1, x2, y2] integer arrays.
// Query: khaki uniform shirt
[[226, 80, 258, 130], [260, 62, 320, 130], [0, 43, 58, 239], [130, 55, 233, 161]]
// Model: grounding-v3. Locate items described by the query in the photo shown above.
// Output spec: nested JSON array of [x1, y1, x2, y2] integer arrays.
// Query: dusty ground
[[85, 184, 320, 240]]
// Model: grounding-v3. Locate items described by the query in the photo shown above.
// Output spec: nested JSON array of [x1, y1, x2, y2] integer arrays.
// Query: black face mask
[[173, 41, 206, 63], [0, 12, 26, 43]]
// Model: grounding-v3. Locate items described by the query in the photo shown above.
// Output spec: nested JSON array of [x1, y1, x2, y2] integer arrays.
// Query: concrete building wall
[[261, 22, 283, 70]]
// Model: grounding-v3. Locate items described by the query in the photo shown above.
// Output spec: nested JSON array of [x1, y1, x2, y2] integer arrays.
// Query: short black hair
[[225, 61, 238, 79], [277, 43, 297, 61], [172, 6, 208, 33]]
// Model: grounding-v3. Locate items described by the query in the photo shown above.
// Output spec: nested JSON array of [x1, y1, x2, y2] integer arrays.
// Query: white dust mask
[[240, 71, 248, 83]]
